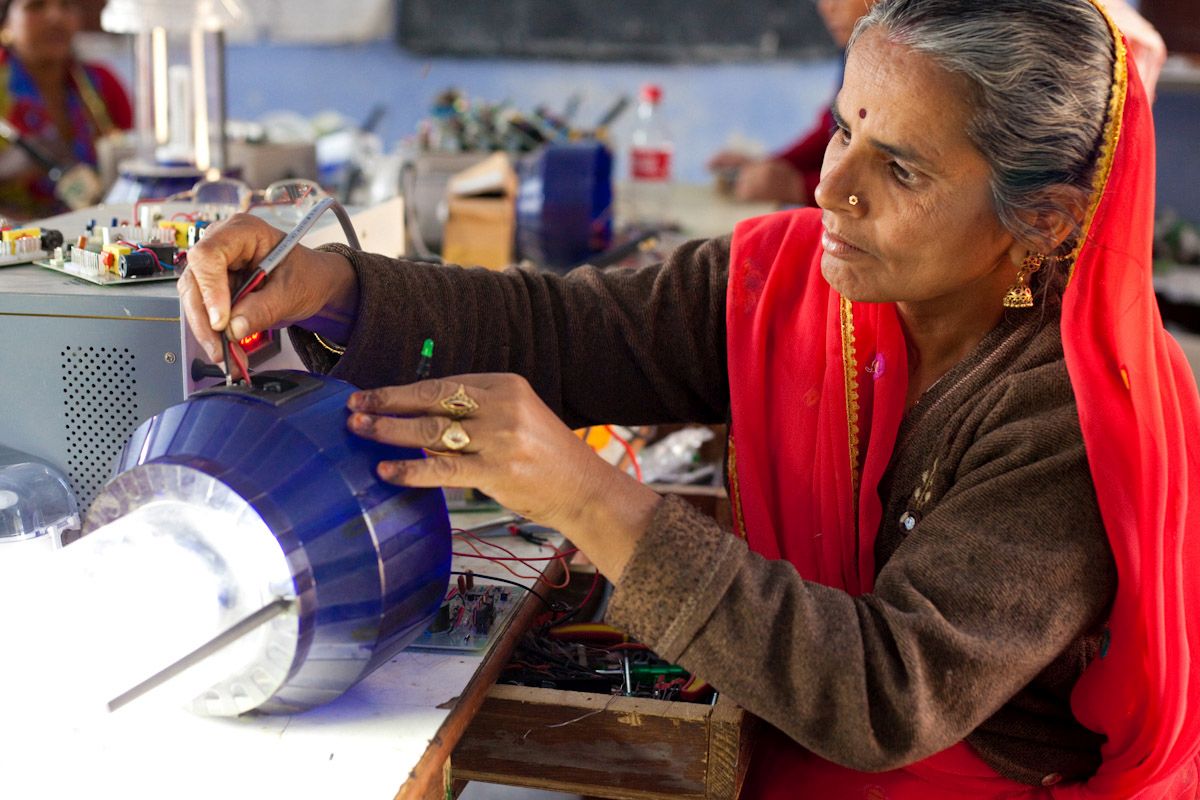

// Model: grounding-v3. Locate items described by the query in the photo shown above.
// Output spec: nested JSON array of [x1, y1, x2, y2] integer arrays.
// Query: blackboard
[[396, 0, 838, 62]]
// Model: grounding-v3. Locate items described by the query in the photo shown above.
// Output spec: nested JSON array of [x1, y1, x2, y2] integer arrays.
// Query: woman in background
[[0, 0, 131, 219]]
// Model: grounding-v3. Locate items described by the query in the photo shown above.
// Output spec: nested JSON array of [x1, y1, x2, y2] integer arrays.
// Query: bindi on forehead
[[858, 108, 867, 119]]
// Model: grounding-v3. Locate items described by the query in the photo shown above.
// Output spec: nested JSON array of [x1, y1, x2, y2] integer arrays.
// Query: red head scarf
[[726, 2, 1200, 797]]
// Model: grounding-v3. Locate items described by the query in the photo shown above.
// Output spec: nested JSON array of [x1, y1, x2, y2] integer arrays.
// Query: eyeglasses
[[172, 178, 328, 225]]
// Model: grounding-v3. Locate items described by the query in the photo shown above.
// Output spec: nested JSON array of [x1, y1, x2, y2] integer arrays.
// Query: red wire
[[454, 532, 539, 580], [452, 528, 573, 589], [540, 560, 572, 591], [604, 424, 643, 482], [226, 338, 251, 383], [133, 196, 170, 225], [231, 269, 266, 306], [453, 528, 529, 561], [451, 549, 578, 562], [558, 569, 603, 621]]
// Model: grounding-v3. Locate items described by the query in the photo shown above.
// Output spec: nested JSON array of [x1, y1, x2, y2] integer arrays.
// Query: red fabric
[[743, 729, 1057, 800], [771, 107, 835, 207], [82, 63, 133, 131], [725, 20, 1200, 800]]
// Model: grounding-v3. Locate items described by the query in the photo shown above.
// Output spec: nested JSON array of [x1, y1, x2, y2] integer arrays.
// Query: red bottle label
[[631, 147, 672, 181]]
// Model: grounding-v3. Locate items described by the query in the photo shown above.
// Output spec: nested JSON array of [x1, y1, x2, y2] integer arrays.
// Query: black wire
[[450, 570, 564, 611]]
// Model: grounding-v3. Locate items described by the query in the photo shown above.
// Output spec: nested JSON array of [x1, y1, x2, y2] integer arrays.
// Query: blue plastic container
[[85, 371, 451, 715], [516, 141, 614, 272]]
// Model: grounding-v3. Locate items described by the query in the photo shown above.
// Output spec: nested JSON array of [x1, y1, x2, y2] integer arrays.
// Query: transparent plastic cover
[[0, 449, 80, 546]]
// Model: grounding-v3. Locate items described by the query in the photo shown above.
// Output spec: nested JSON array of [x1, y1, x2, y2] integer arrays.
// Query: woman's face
[[4, 0, 82, 66], [815, 28, 1020, 310], [817, 0, 873, 50]]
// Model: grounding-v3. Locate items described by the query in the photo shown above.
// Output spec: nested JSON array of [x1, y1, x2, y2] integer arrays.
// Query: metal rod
[[107, 597, 294, 713]]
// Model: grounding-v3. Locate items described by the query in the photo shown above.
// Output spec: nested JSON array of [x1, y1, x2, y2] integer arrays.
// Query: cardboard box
[[441, 152, 517, 270]]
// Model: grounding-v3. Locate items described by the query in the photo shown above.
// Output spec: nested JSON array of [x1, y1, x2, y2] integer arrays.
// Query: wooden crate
[[452, 481, 749, 799], [452, 684, 756, 800]]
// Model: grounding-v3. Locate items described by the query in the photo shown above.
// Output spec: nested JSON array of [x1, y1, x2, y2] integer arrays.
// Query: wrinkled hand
[[178, 213, 357, 364], [734, 158, 806, 204], [346, 373, 661, 580]]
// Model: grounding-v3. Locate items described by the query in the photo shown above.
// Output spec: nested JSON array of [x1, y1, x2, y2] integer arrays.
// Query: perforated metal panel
[[61, 346, 141, 509], [0, 257, 303, 515]]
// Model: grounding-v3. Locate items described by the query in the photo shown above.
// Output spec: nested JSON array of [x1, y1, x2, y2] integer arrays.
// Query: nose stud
[[848, 194, 859, 206]]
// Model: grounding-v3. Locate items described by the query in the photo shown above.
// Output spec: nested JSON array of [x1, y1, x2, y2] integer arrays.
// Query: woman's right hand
[[178, 213, 358, 365]]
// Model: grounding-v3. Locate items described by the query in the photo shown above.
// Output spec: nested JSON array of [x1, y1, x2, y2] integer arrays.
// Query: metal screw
[[164, 352, 177, 364]]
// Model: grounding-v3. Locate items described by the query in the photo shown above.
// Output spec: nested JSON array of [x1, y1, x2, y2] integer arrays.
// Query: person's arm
[[606, 374, 1115, 772], [293, 237, 733, 429]]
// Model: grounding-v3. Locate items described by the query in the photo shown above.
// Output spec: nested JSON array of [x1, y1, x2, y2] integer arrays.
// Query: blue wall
[[221, 41, 1199, 223], [1153, 87, 1200, 226], [223, 41, 842, 186]]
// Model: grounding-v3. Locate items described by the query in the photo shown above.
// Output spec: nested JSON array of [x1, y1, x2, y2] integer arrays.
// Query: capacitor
[[118, 251, 159, 278], [39, 228, 63, 251]]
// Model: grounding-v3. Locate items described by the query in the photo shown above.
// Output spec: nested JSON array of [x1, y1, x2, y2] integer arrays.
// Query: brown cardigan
[[294, 238, 1116, 787]]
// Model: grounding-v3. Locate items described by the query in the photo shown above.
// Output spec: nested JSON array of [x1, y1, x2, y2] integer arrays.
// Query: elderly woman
[[181, 0, 1200, 796], [707, 0, 1165, 207]]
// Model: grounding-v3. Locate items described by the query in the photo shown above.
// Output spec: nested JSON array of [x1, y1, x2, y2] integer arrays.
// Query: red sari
[[724, 5, 1200, 799]]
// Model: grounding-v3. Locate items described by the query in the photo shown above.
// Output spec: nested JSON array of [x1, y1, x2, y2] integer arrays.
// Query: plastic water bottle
[[626, 84, 674, 229]]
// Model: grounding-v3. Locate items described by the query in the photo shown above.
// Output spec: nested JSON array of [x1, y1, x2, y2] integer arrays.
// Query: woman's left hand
[[346, 374, 661, 580]]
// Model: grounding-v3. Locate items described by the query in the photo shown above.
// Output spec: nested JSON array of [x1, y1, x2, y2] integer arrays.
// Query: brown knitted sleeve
[[290, 238, 732, 428], [606, 363, 1114, 775]]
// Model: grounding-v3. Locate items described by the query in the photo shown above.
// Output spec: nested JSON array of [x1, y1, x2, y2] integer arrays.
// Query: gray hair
[[849, 0, 1114, 254]]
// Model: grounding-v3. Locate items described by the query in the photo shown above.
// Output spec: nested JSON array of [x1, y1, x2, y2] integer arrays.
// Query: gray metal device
[[0, 264, 300, 510]]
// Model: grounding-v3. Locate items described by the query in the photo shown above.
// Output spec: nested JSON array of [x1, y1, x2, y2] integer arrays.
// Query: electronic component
[[77, 370, 451, 716], [411, 583, 517, 653], [118, 251, 159, 278], [36, 221, 185, 285], [0, 226, 48, 266], [501, 619, 714, 703]]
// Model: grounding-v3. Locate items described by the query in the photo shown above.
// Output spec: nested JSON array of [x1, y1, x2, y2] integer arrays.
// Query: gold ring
[[440, 420, 471, 451], [440, 384, 479, 419]]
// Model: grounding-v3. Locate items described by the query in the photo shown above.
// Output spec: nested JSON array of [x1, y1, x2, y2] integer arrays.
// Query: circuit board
[[409, 584, 519, 653], [33, 259, 180, 285], [0, 251, 46, 268]]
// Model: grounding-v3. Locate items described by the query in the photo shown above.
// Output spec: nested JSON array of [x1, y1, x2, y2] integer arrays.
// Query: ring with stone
[[440, 420, 471, 451], [440, 384, 480, 419]]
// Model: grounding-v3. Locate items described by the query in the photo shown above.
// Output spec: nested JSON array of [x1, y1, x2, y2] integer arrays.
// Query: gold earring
[[848, 194, 859, 206], [1003, 253, 1045, 309]]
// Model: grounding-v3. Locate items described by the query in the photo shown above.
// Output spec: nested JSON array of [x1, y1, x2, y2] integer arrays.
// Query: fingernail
[[229, 316, 248, 340], [347, 392, 363, 410], [378, 462, 399, 480], [208, 307, 221, 328]]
